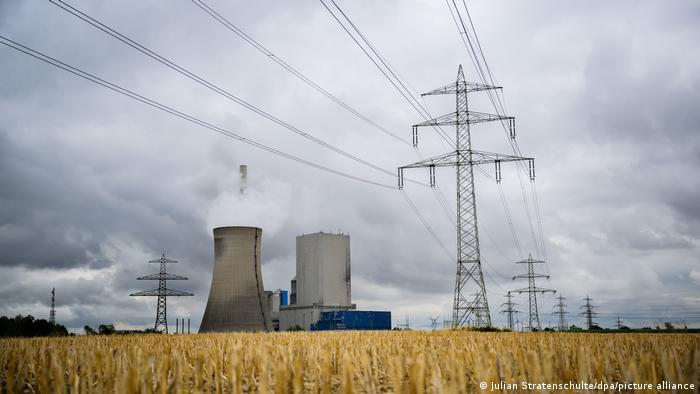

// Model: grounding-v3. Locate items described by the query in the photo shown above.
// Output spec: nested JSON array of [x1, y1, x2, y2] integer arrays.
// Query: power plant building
[[199, 226, 272, 332], [279, 232, 356, 330]]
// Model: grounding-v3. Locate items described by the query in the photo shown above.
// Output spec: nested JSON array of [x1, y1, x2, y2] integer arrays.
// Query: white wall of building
[[295, 232, 351, 307]]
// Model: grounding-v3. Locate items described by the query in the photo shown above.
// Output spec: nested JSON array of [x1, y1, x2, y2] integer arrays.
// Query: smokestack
[[239, 165, 247, 194]]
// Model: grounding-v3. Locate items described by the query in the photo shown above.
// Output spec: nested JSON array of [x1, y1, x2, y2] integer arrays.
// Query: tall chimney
[[239, 165, 247, 194]]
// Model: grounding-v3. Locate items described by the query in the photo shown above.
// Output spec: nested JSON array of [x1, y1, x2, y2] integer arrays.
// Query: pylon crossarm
[[532, 287, 556, 293], [413, 111, 460, 127], [163, 289, 194, 296], [467, 111, 514, 125], [421, 81, 502, 96], [148, 254, 178, 264], [509, 287, 531, 294], [130, 289, 161, 296], [470, 150, 532, 165], [399, 151, 458, 169], [413, 110, 513, 128], [513, 273, 550, 280], [515, 257, 547, 264], [137, 273, 189, 280], [130, 289, 193, 296]]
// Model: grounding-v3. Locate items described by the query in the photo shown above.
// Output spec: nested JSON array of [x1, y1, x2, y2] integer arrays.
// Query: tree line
[[0, 315, 69, 337]]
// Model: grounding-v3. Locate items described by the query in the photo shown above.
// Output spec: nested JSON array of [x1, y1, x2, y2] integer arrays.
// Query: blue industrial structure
[[280, 290, 289, 306], [311, 311, 391, 331]]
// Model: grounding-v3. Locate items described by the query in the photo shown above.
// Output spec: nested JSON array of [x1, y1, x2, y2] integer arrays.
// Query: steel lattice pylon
[[130, 254, 193, 333], [399, 65, 534, 327], [552, 295, 568, 331], [510, 254, 555, 331], [500, 292, 518, 331]]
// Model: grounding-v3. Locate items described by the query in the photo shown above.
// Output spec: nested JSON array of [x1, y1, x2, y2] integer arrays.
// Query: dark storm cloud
[[1, 0, 699, 330]]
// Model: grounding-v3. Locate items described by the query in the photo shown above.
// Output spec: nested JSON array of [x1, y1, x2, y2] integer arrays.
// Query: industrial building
[[311, 311, 391, 331], [199, 226, 272, 332], [266, 289, 289, 331], [279, 232, 357, 330], [198, 227, 387, 332]]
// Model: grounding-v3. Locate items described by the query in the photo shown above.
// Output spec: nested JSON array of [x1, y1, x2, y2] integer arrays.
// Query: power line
[[49, 0, 424, 186], [319, 0, 478, 278], [0, 35, 397, 190], [190, 0, 411, 146], [475, 166, 523, 258], [400, 190, 454, 262], [319, 0, 456, 149], [446, 0, 547, 264]]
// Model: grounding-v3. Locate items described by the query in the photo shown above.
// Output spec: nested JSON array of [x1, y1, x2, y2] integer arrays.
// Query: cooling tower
[[199, 226, 271, 332]]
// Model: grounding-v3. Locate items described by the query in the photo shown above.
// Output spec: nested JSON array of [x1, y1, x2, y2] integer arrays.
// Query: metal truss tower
[[579, 296, 597, 330], [399, 65, 534, 327], [130, 254, 193, 333], [511, 254, 555, 331], [49, 287, 56, 325], [552, 295, 568, 331], [500, 292, 519, 331]]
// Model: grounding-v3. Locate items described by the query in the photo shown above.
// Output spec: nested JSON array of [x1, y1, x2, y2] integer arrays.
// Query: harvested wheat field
[[1, 331, 699, 393]]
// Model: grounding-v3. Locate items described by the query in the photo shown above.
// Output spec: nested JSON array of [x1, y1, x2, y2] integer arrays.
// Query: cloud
[[690, 271, 700, 287], [0, 0, 699, 331]]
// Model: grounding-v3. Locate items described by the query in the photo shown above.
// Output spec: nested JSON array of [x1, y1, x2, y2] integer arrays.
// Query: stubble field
[[1, 331, 698, 393]]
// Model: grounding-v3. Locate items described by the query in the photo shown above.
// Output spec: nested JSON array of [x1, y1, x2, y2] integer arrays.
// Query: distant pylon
[[49, 287, 56, 325], [429, 316, 440, 330], [398, 65, 534, 328], [510, 254, 555, 331], [443, 318, 452, 328], [500, 292, 519, 331], [579, 296, 597, 330], [130, 254, 193, 333], [616, 316, 623, 330], [552, 295, 568, 331]]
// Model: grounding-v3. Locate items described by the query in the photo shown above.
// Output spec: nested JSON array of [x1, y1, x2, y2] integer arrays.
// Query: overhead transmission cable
[[48, 0, 428, 186], [190, 0, 411, 146], [458, 1, 547, 264], [190, 0, 465, 244], [400, 190, 454, 262], [0, 36, 396, 190], [320, 0, 471, 263], [447, 0, 547, 263], [475, 162, 524, 258], [319, 0, 456, 149]]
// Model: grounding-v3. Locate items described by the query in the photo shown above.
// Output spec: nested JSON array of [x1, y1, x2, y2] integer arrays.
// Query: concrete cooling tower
[[199, 226, 271, 332]]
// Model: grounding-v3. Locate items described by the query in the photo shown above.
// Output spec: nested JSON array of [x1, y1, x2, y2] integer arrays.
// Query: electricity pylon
[[429, 316, 440, 330], [49, 287, 56, 324], [398, 65, 534, 328], [500, 292, 519, 331], [552, 295, 568, 331], [511, 254, 555, 331], [130, 254, 193, 333], [579, 296, 597, 330]]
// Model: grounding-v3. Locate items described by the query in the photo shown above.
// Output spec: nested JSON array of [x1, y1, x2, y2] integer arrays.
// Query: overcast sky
[[1, 1, 698, 331]]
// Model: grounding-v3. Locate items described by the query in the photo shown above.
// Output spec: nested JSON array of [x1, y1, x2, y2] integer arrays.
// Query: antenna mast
[[49, 287, 56, 325]]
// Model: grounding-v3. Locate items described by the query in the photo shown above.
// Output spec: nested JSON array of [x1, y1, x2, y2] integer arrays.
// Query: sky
[[1, 0, 699, 332]]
